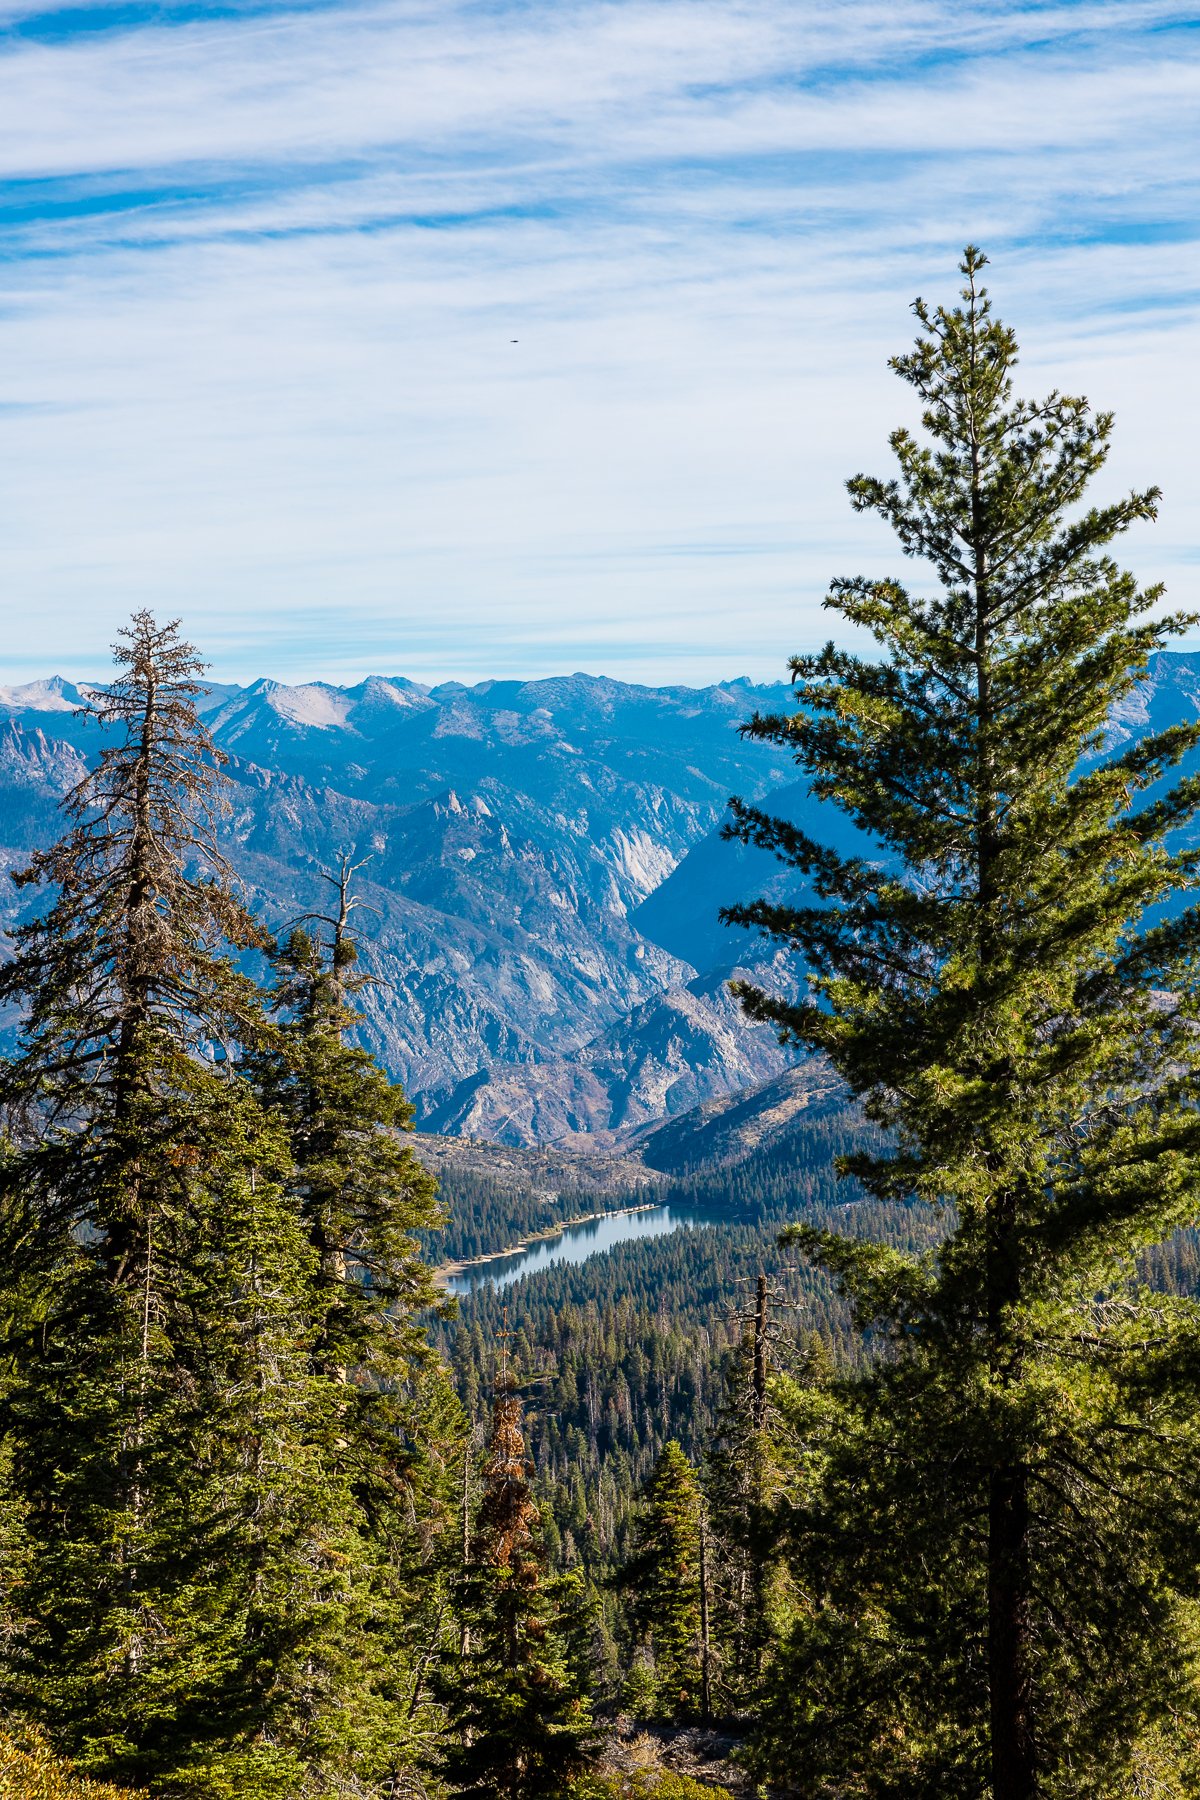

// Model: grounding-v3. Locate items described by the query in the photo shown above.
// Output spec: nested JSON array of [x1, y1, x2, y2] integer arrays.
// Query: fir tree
[[0, 616, 389, 1795], [618, 1441, 704, 1722], [250, 854, 445, 1441], [726, 251, 1200, 1795], [441, 1363, 595, 1799], [246, 859, 465, 1778]]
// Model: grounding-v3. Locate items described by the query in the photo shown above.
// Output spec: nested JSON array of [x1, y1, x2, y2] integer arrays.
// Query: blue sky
[[0, 0, 1198, 685]]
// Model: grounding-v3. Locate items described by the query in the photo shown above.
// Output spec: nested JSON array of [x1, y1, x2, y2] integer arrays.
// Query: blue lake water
[[444, 1203, 715, 1295]]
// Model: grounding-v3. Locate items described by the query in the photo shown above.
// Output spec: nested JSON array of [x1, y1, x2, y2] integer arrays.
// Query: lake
[[443, 1203, 716, 1295]]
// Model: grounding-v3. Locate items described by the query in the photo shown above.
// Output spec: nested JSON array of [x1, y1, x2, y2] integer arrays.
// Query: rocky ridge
[[0, 670, 800, 1137], [2, 652, 1197, 1147]]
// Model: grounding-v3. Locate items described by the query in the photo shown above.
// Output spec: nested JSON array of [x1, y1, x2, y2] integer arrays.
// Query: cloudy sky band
[[0, 0, 1196, 682]]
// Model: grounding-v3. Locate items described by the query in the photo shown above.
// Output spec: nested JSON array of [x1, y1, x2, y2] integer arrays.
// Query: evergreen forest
[[6, 250, 1200, 1800]]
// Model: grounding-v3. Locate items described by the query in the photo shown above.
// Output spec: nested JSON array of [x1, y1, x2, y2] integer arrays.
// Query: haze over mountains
[[2, 653, 1199, 1149]]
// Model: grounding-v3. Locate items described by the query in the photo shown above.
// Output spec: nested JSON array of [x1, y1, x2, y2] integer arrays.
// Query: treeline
[[436, 1189, 939, 1579], [420, 1161, 657, 1266], [438, 1193, 1200, 1719], [426, 1090, 889, 1268], [433, 1259, 842, 1732]]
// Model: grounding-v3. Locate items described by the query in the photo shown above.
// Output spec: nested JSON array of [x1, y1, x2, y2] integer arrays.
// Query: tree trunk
[[988, 1463, 1036, 1798], [751, 1272, 768, 1431], [749, 1271, 770, 1680], [698, 1513, 713, 1726], [967, 311, 1037, 1796], [460, 1446, 473, 1661], [985, 1184, 1036, 1795]]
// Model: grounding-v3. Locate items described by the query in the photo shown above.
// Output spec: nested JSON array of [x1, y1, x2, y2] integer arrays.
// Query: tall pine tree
[[0, 616, 391, 1795], [441, 1360, 595, 1799], [617, 1441, 705, 1723], [726, 252, 1200, 1795], [247, 859, 465, 1779], [250, 855, 445, 1438]]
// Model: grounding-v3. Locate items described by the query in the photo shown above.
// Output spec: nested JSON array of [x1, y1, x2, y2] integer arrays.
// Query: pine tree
[[0, 616, 386, 1795], [441, 1364, 595, 1799], [246, 859, 465, 1777], [618, 1441, 704, 1722], [704, 1277, 797, 1710], [726, 251, 1200, 1795], [250, 854, 445, 1442]]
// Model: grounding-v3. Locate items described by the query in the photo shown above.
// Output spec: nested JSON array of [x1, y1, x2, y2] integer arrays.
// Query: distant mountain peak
[[0, 675, 86, 713], [235, 678, 355, 729], [348, 676, 434, 710], [2, 651, 1197, 1146]]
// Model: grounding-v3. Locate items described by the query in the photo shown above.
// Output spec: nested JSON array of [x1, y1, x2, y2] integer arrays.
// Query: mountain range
[[2, 652, 1199, 1150]]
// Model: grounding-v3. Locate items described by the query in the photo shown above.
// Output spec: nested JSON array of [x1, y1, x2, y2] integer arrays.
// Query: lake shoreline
[[433, 1201, 666, 1288]]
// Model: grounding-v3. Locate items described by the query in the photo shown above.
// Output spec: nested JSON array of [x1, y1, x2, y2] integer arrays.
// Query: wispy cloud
[[0, 0, 1196, 682]]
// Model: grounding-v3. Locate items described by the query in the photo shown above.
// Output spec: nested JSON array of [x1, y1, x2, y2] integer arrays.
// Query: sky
[[0, 0, 1198, 687]]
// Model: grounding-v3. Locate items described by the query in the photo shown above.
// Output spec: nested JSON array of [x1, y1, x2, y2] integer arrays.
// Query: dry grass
[[0, 1731, 148, 1800]]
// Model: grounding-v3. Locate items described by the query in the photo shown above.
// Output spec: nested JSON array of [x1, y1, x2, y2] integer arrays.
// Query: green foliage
[[0, 618, 458, 1796], [704, 1292, 818, 1710], [3, 1026, 403, 1796], [248, 905, 465, 1780], [617, 1442, 704, 1722], [0, 1728, 148, 1799], [0, 612, 267, 1140], [252, 911, 446, 1383], [441, 1377, 596, 1799], [433, 1149, 927, 1606], [445, 1560, 597, 1800], [568, 1773, 733, 1800], [727, 249, 1200, 1792], [9, 259, 1200, 1797]]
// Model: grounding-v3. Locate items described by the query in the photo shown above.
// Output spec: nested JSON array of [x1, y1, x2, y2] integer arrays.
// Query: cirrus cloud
[[0, 0, 1196, 683]]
